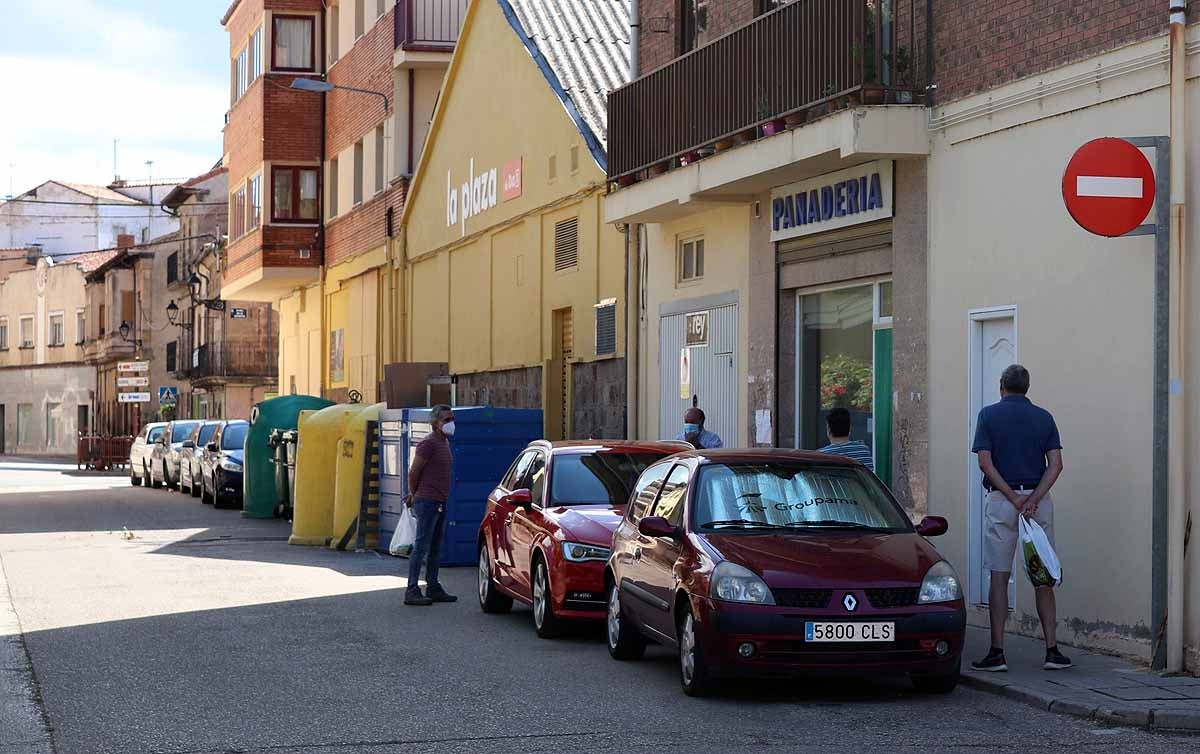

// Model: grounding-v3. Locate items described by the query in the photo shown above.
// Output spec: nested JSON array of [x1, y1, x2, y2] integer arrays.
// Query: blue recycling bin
[[378, 406, 543, 566]]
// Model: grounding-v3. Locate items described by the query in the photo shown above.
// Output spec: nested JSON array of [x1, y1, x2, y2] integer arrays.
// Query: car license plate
[[805, 621, 895, 643]]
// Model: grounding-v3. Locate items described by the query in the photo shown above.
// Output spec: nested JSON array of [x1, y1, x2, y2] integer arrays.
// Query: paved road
[[0, 458, 1194, 754]]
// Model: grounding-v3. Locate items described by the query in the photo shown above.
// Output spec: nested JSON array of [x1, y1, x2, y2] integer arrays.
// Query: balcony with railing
[[607, 0, 923, 184], [394, 0, 468, 53], [189, 339, 279, 383]]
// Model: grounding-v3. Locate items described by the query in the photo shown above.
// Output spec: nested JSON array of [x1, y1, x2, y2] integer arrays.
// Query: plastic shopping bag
[[388, 505, 416, 558], [1019, 516, 1062, 588]]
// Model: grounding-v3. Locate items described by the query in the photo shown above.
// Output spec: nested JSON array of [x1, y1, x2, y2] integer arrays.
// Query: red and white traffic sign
[[1063, 138, 1156, 237]]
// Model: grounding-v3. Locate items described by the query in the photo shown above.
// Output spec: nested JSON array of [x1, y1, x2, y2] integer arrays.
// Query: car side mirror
[[915, 516, 948, 537], [638, 516, 679, 539], [501, 488, 533, 511], [182, 441, 194, 449], [206, 442, 218, 453]]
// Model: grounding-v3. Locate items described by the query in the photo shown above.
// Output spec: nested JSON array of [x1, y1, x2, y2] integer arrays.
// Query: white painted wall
[[0, 182, 179, 255]]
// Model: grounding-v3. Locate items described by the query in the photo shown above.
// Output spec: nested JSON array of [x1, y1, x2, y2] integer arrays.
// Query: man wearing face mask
[[404, 405, 458, 606], [676, 407, 723, 449]]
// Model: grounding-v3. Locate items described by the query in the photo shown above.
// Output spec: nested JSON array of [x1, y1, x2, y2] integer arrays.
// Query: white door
[[968, 310, 1017, 607]]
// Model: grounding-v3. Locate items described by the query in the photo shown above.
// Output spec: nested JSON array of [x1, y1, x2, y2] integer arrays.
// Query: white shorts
[[983, 490, 1055, 574]]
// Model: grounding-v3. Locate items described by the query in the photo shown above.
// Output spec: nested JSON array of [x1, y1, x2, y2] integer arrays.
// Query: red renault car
[[604, 449, 965, 697], [477, 440, 691, 638]]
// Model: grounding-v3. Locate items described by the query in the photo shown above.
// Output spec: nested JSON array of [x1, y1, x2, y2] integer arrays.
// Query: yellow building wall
[[399, 0, 625, 379], [324, 246, 388, 403], [278, 283, 324, 397]]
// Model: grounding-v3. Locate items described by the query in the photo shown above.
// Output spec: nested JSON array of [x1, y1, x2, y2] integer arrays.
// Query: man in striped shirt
[[818, 407, 874, 471]]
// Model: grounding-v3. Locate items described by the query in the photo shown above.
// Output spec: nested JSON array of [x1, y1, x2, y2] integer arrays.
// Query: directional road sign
[[1062, 137, 1156, 237], [118, 392, 151, 404], [117, 376, 149, 388], [117, 361, 150, 373]]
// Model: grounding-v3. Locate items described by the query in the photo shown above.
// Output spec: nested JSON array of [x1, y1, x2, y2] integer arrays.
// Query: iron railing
[[394, 0, 467, 52], [607, 0, 921, 181], [190, 340, 278, 381]]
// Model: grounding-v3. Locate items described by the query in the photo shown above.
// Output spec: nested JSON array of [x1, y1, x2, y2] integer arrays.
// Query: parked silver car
[[149, 420, 201, 490], [179, 421, 221, 497], [129, 422, 168, 487]]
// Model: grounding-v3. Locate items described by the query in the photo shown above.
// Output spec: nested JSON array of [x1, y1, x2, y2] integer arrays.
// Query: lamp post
[[117, 320, 143, 347], [290, 77, 390, 111]]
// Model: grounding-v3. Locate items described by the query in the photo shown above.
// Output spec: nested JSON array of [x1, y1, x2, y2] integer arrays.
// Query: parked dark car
[[199, 420, 248, 508], [604, 449, 965, 697], [149, 420, 200, 490], [476, 440, 691, 638], [179, 420, 221, 497]]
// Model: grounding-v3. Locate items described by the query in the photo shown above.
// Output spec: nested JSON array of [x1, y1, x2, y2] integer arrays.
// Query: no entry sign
[[1063, 138, 1156, 237]]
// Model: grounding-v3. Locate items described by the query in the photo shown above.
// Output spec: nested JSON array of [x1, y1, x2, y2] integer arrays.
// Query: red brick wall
[[224, 82, 265, 190], [326, 7, 395, 158], [930, 0, 1163, 103], [636, 0, 758, 75], [223, 225, 321, 287], [324, 183, 407, 268], [322, 7, 401, 268], [263, 78, 324, 165]]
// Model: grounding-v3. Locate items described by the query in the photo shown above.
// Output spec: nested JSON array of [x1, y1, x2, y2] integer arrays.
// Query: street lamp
[[165, 300, 191, 329], [187, 272, 202, 299], [290, 77, 390, 111], [117, 320, 142, 347]]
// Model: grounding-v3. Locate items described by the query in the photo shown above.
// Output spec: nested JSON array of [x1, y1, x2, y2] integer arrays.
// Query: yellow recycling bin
[[330, 402, 386, 550], [289, 403, 356, 547]]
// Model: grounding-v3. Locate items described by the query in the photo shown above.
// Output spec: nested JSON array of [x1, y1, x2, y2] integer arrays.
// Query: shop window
[[49, 313, 64, 347], [553, 218, 579, 271], [273, 166, 320, 222], [677, 238, 704, 283], [877, 280, 894, 320], [17, 403, 32, 446], [274, 16, 315, 71], [796, 284, 875, 451], [595, 300, 616, 355]]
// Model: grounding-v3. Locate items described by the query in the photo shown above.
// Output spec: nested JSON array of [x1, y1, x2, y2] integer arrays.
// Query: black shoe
[[971, 649, 1008, 672], [427, 588, 458, 603], [404, 591, 433, 606], [1044, 646, 1073, 670]]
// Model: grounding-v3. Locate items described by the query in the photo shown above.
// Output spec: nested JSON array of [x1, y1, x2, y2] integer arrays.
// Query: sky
[[0, 0, 229, 197]]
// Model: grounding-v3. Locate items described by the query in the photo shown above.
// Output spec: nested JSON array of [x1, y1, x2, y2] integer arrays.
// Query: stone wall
[[572, 358, 627, 440]]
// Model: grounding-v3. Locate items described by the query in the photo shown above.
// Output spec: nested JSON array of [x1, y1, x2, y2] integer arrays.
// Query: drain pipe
[[624, 0, 641, 438], [1166, 0, 1189, 674]]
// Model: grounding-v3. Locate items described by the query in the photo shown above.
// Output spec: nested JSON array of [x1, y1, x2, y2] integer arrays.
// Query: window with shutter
[[553, 217, 579, 272], [594, 301, 616, 355]]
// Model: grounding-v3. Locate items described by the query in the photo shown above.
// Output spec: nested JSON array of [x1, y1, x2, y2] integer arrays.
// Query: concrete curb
[[960, 672, 1200, 734], [0, 552, 55, 754]]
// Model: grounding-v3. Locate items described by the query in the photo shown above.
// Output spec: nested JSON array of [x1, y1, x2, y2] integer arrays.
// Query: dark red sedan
[[604, 449, 965, 697], [477, 440, 691, 638]]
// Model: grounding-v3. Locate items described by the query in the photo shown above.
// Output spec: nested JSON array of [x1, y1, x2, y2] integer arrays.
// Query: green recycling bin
[[268, 429, 290, 517], [243, 395, 335, 519]]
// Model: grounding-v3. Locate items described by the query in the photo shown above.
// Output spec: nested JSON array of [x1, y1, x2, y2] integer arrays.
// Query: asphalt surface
[[0, 457, 1195, 754]]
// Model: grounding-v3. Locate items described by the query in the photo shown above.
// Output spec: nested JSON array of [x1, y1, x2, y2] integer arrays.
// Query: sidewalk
[[961, 626, 1200, 732]]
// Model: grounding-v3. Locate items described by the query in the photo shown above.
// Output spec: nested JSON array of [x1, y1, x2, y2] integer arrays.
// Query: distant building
[[0, 251, 115, 455], [0, 180, 180, 256]]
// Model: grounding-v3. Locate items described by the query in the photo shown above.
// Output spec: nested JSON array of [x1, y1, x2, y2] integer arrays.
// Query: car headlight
[[561, 541, 611, 563], [918, 561, 962, 604], [710, 561, 775, 605], [219, 459, 242, 472]]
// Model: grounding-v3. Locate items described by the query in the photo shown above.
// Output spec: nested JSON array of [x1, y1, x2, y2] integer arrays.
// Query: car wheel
[[606, 580, 646, 661], [130, 467, 142, 487], [201, 475, 213, 504], [190, 472, 201, 498], [164, 462, 177, 491], [477, 544, 513, 614], [532, 558, 563, 639], [912, 669, 959, 694], [150, 462, 162, 489], [678, 605, 714, 697], [213, 476, 226, 509]]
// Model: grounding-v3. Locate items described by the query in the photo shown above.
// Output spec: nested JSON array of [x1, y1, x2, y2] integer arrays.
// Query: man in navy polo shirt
[[970, 365, 1071, 672]]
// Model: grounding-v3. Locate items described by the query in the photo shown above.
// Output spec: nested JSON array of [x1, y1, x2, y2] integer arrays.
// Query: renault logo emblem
[[843, 593, 858, 612]]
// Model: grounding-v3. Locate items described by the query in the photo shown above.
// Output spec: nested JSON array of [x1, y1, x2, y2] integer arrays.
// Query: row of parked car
[[129, 419, 248, 508], [475, 440, 966, 697]]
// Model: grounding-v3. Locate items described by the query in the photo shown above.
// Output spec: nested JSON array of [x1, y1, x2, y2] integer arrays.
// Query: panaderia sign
[[769, 160, 894, 242]]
